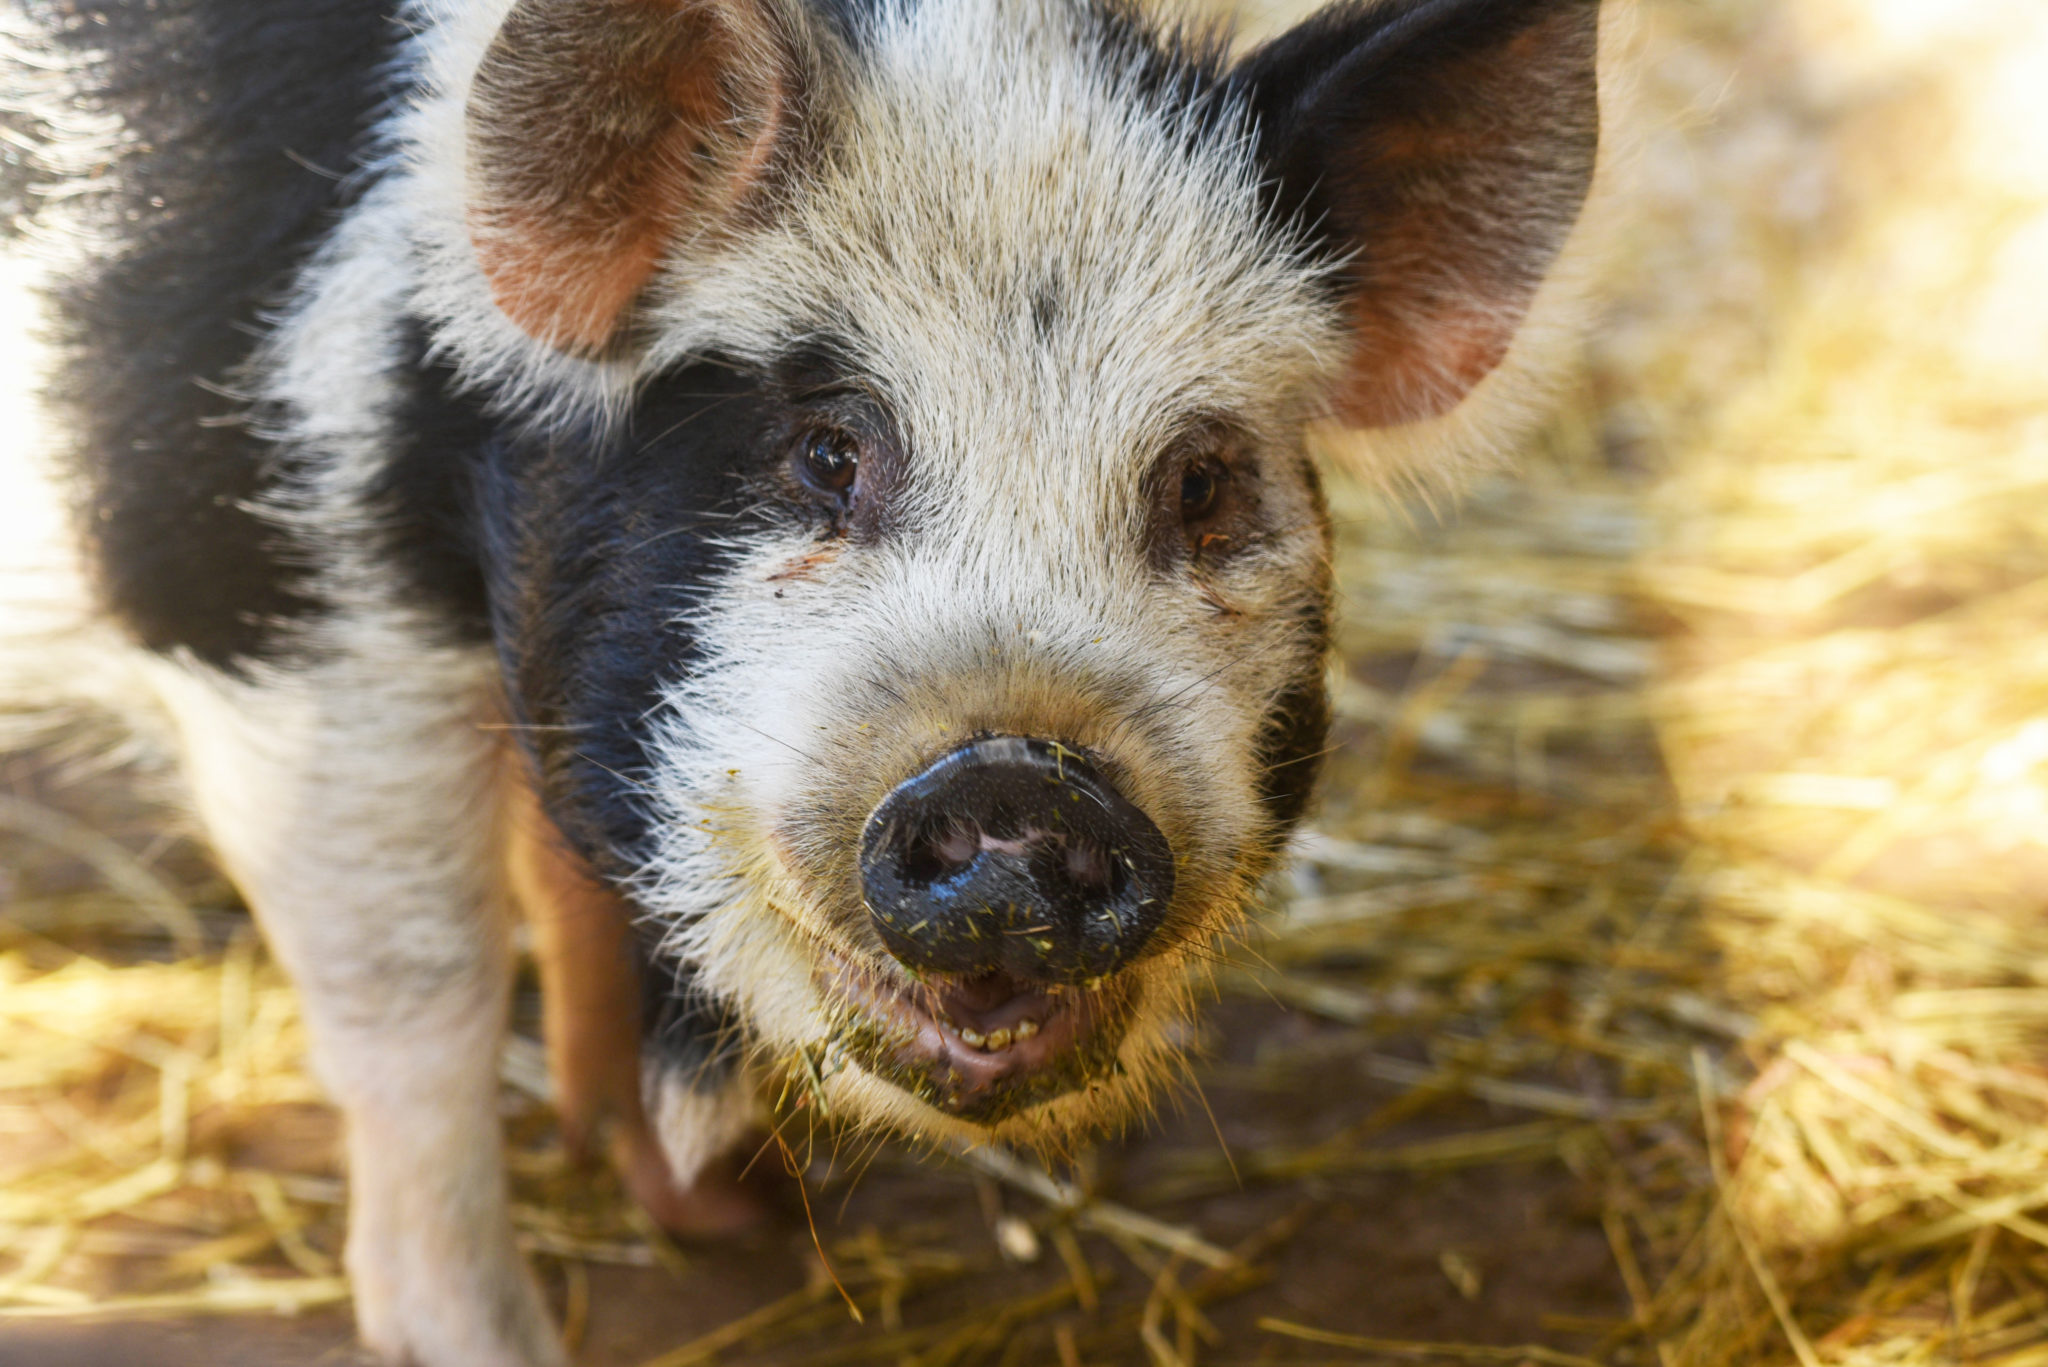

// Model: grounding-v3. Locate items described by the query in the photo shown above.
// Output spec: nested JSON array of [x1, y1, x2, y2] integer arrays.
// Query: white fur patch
[[646, 1058, 765, 1184], [140, 640, 557, 1366]]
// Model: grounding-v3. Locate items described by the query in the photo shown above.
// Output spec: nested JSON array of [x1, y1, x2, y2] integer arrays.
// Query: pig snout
[[859, 737, 1175, 986]]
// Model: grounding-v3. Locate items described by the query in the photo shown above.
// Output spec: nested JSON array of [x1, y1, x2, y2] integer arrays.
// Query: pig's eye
[[1147, 424, 1250, 568], [795, 427, 861, 502], [1179, 460, 1223, 523]]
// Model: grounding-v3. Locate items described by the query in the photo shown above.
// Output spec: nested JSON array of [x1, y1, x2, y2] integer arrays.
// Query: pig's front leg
[[504, 761, 765, 1238], [151, 649, 563, 1367]]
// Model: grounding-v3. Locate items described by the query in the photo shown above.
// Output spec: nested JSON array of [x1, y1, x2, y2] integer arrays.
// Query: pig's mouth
[[824, 956, 1133, 1126]]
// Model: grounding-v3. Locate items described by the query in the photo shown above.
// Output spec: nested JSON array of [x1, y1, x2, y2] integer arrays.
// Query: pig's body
[[1, 0, 1602, 1361]]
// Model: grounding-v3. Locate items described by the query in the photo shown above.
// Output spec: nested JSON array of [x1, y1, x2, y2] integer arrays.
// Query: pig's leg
[[504, 761, 763, 1236], [151, 652, 563, 1367]]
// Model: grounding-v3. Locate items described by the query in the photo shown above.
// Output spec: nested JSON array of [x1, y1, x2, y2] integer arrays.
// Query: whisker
[[635, 393, 748, 453], [571, 750, 659, 797], [1177, 1054, 1242, 1191], [724, 716, 825, 765]]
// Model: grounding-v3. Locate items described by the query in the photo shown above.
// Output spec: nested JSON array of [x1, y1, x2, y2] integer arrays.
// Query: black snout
[[859, 737, 1175, 985]]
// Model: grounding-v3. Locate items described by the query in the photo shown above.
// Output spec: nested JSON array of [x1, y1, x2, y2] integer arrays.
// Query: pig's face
[[636, 34, 1337, 1139], [456, 0, 1600, 1148]]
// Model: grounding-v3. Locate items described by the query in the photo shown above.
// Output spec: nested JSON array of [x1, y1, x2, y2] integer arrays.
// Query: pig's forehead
[[645, 1, 1341, 455]]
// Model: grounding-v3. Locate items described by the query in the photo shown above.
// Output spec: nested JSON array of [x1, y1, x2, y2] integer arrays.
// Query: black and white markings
[[7, 0, 1606, 1361]]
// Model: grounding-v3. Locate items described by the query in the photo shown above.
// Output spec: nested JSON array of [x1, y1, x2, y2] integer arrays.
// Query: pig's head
[[452, 0, 1599, 1149]]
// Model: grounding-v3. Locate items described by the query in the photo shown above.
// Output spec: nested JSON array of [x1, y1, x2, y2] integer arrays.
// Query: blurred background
[[4, 1, 2048, 1363]]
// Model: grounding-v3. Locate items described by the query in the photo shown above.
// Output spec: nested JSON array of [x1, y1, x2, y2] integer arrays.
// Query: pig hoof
[[621, 1136, 780, 1238], [347, 1220, 566, 1367]]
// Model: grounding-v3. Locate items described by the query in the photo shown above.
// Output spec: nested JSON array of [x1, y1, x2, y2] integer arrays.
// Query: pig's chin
[[822, 955, 1135, 1128]]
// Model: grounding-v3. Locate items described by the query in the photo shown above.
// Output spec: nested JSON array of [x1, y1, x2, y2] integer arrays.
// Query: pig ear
[[1235, 0, 1601, 429], [466, 0, 806, 353]]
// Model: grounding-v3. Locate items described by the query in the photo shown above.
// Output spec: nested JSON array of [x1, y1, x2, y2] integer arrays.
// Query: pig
[[0, 0, 1602, 1361]]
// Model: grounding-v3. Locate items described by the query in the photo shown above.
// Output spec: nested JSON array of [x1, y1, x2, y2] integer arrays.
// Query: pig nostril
[[901, 822, 1119, 895], [1060, 835, 1115, 893], [934, 821, 981, 869], [899, 817, 982, 885]]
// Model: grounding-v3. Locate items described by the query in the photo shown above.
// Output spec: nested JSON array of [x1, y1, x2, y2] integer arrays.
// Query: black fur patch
[[31, 0, 407, 671], [367, 326, 497, 645], [1030, 282, 1063, 343], [481, 351, 879, 1077], [1254, 459, 1333, 831], [1082, 1, 1238, 145], [639, 941, 745, 1082], [478, 355, 847, 881], [1253, 561, 1334, 831], [807, 0, 892, 51], [1254, 667, 1332, 831]]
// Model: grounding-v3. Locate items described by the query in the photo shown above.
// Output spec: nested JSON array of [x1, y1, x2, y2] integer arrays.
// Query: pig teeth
[[949, 1019, 1043, 1051]]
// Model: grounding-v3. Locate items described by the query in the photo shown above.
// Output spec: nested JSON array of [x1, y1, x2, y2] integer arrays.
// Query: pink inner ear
[[466, 0, 790, 353], [1245, 4, 1599, 431], [476, 201, 680, 355], [1334, 299, 1515, 429]]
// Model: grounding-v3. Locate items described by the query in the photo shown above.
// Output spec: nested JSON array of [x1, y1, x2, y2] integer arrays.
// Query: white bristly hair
[[615, 0, 1345, 1147]]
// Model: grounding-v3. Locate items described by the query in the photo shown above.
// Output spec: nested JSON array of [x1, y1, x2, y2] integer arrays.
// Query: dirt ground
[[0, 1005, 1632, 1367], [0, 658, 1654, 1366]]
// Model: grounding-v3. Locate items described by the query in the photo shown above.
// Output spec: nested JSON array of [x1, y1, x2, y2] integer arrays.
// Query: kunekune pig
[[0, 0, 1602, 1360]]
